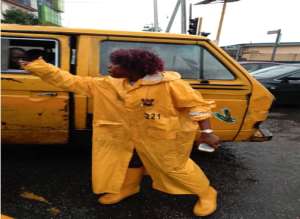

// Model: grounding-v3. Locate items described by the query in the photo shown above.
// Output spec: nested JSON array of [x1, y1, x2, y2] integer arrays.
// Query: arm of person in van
[[20, 58, 102, 97], [169, 79, 220, 148]]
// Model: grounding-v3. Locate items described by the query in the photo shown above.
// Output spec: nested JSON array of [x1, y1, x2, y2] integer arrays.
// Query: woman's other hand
[[195, 133, 220, 149]]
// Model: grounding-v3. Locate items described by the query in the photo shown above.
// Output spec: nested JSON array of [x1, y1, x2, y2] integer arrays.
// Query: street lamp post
[[267, 29, 281, 61]]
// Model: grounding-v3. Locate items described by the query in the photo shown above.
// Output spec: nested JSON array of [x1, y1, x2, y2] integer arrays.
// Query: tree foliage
[[1, 8, 39, 25]]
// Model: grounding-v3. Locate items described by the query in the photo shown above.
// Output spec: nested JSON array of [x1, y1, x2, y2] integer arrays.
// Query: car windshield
[[252, 65, 300, 78]]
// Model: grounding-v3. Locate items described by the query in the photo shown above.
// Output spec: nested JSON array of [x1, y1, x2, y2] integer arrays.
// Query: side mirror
[[280, 78, 289, 83], [280, 76, 300, 83]]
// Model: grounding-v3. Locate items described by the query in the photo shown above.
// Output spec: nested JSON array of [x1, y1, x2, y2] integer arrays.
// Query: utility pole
[[215, 0, 227, 45], [189, 3, 192, 19], [153, 0, 159, 31], [180, 0, 187, 33], [197, 17, 203, 35], [165, 0, 181, 32]]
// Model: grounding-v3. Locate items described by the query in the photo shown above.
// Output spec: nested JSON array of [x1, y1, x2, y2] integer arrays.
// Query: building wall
[[31, 0, 38, 9], [1, 0, 64, 26], [223, 43, 300, 63], [38, 0, 64, 26], [1, 0, 38, 19], [241, 46, 300, 62]]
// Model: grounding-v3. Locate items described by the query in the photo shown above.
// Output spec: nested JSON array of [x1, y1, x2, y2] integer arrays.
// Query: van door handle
[[36, 92, 58, 97]]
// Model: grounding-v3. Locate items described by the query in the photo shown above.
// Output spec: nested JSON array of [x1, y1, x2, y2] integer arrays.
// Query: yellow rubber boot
[[98, 167, 144, 205], [193, 186, 217, 217]]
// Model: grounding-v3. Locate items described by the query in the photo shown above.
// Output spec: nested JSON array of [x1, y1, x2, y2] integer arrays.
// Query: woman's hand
[[18, 59, 31, 68], [195, 133, 221, 149]]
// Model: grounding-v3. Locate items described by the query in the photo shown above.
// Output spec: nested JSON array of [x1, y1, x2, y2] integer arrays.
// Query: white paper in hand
[[197, 143, 215, 152]]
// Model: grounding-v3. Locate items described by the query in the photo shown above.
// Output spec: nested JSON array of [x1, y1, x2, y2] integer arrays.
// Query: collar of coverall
[[140, 71, 181, 85], [120, 71, 181, 95]]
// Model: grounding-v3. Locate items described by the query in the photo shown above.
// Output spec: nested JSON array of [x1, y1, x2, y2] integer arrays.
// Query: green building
[[38, 0, 64, 26]]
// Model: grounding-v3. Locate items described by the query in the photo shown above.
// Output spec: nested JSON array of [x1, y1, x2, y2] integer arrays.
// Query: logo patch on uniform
[[214, 108, 236, 123], [141, 98, 154, 107]]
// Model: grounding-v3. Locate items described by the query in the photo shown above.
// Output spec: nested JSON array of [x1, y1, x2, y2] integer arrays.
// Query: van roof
[[1, 24, 208, 41]]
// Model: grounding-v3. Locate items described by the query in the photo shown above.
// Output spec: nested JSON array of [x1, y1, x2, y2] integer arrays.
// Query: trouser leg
[[98, 150, 144, 205], [143, 153, 217, 217], [163, 160, 217, 217]]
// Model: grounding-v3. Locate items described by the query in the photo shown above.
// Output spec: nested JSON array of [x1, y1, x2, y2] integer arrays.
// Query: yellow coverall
[[24, 58, 215, 195]]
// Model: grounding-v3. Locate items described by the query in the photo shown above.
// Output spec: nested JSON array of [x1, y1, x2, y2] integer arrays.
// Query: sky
[[61, 0, 300, 46]]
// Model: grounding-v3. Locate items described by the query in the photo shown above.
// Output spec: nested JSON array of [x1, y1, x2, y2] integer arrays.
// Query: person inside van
[[9, 47, 27, 69], [26, 49, 46, 62], [26, 48, 56, 64], [19, 49, 220, 217]]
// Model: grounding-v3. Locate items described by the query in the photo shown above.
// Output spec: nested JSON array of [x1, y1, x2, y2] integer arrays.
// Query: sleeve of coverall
[[23, 58, 99, 97], [169, 79, 216, 121]]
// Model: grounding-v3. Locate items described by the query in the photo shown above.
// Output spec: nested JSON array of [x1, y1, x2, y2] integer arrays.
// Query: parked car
[[239, 61, 282, 73], [252, 64, 300, 105]]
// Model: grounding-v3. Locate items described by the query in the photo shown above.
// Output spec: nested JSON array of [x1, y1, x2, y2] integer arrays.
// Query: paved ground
[[2, 106, 300, 219]]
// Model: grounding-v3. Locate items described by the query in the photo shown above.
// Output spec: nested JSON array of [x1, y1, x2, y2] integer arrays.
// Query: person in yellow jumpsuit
[[20, 49, 220, 216]]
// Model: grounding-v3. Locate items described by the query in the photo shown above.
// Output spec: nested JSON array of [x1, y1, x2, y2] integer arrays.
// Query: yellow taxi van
[[1, 24, 274, 144]]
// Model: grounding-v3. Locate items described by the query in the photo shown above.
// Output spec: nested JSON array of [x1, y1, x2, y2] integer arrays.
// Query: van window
[[100, 41, 234, 80], [1, 37, 59, 73]]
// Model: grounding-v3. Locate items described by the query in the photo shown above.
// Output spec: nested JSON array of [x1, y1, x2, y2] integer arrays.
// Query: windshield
[[252, 65, 300, 78]]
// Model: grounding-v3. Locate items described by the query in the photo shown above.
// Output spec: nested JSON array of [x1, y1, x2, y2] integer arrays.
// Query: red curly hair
[[110, 49, 164, 77]]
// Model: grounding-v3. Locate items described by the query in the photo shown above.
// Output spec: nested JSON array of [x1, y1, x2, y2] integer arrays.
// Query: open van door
[[1, 33, 70, 144], [95, 37, 252, 141]]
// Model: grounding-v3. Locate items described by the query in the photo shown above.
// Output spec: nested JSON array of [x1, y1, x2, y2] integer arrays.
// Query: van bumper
[[250, 127, 273, 142]]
